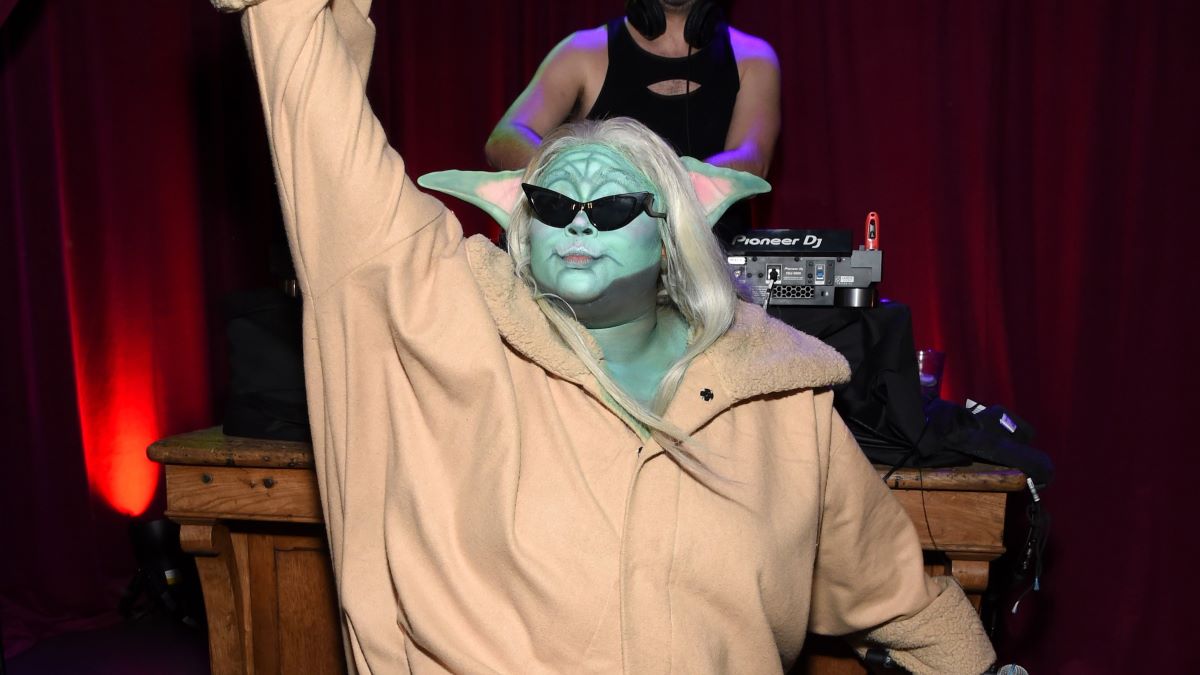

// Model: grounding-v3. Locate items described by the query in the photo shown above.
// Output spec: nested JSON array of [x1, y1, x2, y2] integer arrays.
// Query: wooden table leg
[[945, 555, 992, 611], [180, 522, 251, 675]]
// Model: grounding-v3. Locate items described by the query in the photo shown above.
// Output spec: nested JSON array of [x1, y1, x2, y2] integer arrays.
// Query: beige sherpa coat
[[236, 0, 996, 672]]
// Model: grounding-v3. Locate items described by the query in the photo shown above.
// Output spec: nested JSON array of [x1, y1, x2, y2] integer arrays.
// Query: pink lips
[[563, 254, 594, 266], [558, 245, 600, 268]]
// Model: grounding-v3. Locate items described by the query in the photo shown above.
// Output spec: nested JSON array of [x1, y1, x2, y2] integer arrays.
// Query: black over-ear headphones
[[625, 0, 723, 49]]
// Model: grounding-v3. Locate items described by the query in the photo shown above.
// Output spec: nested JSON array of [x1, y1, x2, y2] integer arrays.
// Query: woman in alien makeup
[[219, 0, 996, 672]]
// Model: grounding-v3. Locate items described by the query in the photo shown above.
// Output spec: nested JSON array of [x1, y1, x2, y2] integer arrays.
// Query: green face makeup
[[528, 145, 665, 328]]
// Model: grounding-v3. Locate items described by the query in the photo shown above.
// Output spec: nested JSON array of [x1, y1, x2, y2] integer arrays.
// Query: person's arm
[[809, 414, 997, 674], [484, 30, 598, 170], [705, 30, 781, 178], [238, 0, 448, 296]]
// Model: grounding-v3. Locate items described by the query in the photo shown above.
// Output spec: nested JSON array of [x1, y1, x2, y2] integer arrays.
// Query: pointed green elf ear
[[681, 157, 771, 227], [417, 169, 525, 231]]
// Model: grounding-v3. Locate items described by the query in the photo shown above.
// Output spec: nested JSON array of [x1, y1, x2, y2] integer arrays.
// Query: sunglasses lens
[[588, 195, 642, 231], [527, 189, 577, 227]]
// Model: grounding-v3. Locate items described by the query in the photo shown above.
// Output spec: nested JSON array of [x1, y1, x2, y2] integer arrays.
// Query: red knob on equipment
[[864, 212, 880, 250]]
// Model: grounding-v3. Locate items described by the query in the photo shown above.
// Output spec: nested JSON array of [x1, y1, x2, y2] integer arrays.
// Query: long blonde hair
[[506, 118, 739, 473]]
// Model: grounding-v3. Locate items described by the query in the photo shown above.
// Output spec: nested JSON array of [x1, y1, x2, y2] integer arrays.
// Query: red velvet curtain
[[3, 0, 1196, 671]]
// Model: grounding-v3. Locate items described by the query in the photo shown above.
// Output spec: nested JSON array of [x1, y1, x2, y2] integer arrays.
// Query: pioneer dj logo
[[731, 234, 823, 248]]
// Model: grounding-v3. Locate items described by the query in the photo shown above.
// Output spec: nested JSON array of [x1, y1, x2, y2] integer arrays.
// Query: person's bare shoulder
[[567, 24, 609, 53], [547, 25, 609, 118], [546, 24, 608, 74], [728, 26, 780, 69]]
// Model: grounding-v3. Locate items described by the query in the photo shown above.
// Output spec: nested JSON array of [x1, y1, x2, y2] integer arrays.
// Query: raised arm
[[809, 417, 996, 674], [705, 29, 781, 178], [483, 30, 599, 170], [238, 0, 447, 295]]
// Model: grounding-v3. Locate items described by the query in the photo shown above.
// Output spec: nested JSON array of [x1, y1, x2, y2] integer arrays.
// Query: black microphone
[[864, 648, 907, 671]]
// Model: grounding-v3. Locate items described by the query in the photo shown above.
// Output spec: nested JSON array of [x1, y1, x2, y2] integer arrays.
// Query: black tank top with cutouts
[[586, 18, 740, 162]]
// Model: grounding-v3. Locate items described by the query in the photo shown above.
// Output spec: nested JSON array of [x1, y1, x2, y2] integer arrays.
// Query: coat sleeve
[[234, 3, 477, 671], [808, 414, 996, 674], [240, 0, 449, 297]]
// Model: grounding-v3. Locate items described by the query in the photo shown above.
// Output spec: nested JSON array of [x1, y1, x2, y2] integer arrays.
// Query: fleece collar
[[465, 236, 850, 419]]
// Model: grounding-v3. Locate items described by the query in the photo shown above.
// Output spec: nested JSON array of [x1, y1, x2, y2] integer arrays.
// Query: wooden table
[[149, 429, 339, 675], [150, 428, 1024, 675]]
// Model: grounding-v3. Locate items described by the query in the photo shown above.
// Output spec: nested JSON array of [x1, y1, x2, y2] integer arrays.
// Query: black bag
[[771, 301, 1053, 486], [924, 399, 1054, 487], [771, 301, 951, 460], [222, 287, 311, 442]]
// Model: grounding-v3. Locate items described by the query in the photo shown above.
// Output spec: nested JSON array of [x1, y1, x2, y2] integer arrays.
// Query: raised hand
[[210, 0, 265, 13]]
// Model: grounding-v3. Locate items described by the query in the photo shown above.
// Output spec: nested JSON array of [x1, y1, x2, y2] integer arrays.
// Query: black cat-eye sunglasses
[[521, 183, 667, 231]]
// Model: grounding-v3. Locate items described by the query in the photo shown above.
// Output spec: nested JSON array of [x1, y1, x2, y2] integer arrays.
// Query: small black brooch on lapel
[[700, 388, 714, 401]]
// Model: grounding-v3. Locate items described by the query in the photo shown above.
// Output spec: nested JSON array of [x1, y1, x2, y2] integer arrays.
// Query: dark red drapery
[[3, 1, 1197, 671]]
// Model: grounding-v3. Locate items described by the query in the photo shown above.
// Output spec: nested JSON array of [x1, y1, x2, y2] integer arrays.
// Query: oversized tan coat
[[234, 0, 996, 672]]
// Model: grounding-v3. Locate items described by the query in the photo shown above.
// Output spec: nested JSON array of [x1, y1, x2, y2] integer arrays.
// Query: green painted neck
[[588, 307, 689, 406]]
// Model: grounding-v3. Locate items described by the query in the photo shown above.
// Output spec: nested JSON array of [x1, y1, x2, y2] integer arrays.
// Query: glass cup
[[915, 349, 945, 401]]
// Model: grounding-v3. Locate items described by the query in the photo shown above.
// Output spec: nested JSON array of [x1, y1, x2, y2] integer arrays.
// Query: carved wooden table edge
[[148, 426, 315, 469], [874, 463, 1026, 491], [150, 428, 1027, 485]]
